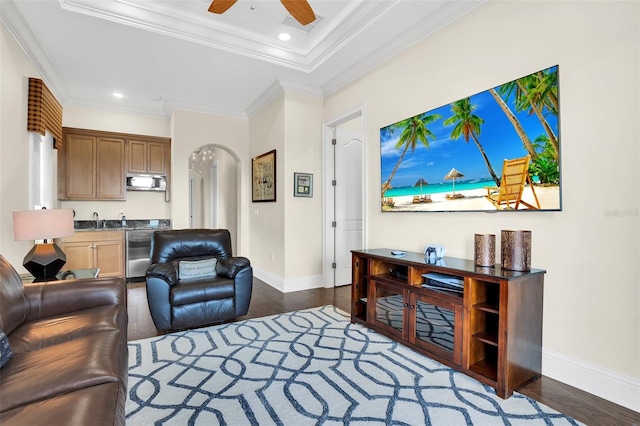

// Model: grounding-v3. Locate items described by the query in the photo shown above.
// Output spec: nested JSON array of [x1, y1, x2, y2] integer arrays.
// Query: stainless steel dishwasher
[[125, 229, 156, 281]]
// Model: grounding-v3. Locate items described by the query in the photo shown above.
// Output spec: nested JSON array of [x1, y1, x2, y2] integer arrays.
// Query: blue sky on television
[[380, 66, 559, 188]]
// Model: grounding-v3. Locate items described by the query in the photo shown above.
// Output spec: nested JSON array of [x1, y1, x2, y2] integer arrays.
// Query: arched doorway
[[189, 144, 240, 251]]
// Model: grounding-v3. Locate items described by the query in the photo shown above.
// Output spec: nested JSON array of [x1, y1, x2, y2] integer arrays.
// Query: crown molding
[[164, 97, 248, 119], [321, 0, 486, 99], [0, 1, 69, 103], [245, 79, 323, 119]]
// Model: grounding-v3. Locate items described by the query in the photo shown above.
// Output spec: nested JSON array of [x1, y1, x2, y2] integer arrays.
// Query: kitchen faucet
[[92, 211, 99, 229]]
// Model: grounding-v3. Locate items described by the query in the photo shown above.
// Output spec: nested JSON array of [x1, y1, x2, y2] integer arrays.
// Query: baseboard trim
[[252, 268, 324, 293], [543, 348, 640, 413], [252, 267, 284, 292], [282, 274, 324, 293]]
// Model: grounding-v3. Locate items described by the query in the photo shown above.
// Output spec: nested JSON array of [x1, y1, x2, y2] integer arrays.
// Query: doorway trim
[[322, 103, 368, 288]]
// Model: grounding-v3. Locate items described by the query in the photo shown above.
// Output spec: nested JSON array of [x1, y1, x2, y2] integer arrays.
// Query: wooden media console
[[351, 248, 545, 398]]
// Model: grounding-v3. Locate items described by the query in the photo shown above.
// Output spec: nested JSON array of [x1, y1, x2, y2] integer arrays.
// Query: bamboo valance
[[27, 78, 63, 149]]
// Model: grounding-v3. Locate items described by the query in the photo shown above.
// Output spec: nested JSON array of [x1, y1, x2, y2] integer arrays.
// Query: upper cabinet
[[58, 128, 171, 201], [127, 139, 168, 175], [60, 131, 126, 200]]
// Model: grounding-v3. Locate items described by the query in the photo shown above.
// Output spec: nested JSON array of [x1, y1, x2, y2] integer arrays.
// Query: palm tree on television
[[498, 68, 559, 160], [444, 98, 500, 186], [381, 113, 441, 199], [488, 88, 538, 162]]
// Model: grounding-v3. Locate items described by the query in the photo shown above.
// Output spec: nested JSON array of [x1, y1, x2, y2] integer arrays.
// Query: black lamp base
[[23, 243, 66, 280]]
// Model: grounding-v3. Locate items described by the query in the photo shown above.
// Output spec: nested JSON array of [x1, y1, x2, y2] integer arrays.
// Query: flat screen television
[[380, 65, 561, 212]]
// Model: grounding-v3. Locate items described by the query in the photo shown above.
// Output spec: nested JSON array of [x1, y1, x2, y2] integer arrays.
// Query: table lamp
[[13, 208, 75, 279]]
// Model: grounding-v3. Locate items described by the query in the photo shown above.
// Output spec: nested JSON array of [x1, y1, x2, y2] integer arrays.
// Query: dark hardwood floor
[[127, 279, 639, 426]]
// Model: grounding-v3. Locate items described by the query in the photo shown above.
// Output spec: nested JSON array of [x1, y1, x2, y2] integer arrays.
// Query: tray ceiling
[[1, 0, 484, 117]]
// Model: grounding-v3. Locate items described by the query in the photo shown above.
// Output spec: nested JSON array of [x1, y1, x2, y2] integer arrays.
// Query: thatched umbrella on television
[[413, 178, 428, 196], [444, 168, 464, 197]]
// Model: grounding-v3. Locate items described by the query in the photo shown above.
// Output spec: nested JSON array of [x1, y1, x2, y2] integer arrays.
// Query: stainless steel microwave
[[126, 174, 167, 191]]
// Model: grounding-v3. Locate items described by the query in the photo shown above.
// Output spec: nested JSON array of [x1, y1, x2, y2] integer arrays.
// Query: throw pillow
[[0, 329, 13, 368], [178, 258, 217, 280]]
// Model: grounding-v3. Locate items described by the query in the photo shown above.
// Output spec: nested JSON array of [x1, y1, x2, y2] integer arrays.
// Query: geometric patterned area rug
[[126, 305, 582, 425]]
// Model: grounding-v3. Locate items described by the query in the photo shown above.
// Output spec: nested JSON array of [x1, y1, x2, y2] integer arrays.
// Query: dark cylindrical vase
[[474, 234, 495, 267], [501, 230, 532, 271]]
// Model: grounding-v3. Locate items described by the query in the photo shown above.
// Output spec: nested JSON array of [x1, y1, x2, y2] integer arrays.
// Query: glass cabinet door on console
[[409, 292, 463, 365], [370, 281, 406, 339]]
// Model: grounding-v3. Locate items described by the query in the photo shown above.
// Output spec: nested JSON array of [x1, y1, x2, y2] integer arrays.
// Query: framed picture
[[294, 172, 313, 197], [252, 150, 276, 202]]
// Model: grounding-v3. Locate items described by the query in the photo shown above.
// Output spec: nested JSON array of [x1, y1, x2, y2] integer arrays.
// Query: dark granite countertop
[[74, 219, 171, 231]]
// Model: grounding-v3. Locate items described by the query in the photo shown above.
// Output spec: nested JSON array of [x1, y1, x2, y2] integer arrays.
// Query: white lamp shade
[[13, 208, 75, 241]]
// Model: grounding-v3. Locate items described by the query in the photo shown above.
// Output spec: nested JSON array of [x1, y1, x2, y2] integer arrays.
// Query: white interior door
[[334, 127, 363, 286]]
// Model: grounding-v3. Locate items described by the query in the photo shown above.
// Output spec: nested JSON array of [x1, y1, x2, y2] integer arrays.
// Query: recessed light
[[112, 92, 124, 99], [278, 33, 291, 41]]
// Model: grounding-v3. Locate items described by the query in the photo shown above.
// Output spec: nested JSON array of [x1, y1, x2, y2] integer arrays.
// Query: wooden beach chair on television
[[412, 194, 431, 203], [412, 194, 431, 204], [485, 155, 540, 210]]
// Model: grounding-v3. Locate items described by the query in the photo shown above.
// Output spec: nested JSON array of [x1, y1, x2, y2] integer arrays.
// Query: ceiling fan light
[[278, 32, 291, 41]]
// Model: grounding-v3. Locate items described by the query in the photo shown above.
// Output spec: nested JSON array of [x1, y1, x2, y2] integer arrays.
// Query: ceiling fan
[[208, 0, 316, 26]]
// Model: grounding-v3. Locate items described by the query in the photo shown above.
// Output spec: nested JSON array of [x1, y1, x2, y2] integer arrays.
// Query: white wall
[[324, 0, 639, 410], [215, 148, 238, 242], [0, 24, 45, 271], [283, 92, 324, 286], [63, 104, 170, 138], [249, 95, 286, 285]]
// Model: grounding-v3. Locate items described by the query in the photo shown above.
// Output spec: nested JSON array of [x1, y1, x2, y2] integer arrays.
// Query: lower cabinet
[[352, 248, 545, 399], [56, 231, 125, 277], [370, 277, 463, 366], [409, 291, 464, 365]]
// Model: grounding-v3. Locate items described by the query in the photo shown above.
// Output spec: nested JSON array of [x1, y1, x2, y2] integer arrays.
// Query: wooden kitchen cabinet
[[59, 129, 126, 200], [127, 139, 168, 175], [58, 128, 171, 201], [56, 231, 125, 278]]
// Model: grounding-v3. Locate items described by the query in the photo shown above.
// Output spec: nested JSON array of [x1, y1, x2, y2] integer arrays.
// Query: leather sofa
[[146, 229, 252, 331], [0, 254, 128, 426]]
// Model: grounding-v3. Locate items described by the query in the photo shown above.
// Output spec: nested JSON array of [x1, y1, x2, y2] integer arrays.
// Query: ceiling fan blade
[[208, 0, 238, 14], [280, 0, 316, 25]]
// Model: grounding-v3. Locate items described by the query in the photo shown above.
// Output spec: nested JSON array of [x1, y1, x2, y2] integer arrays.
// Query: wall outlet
[[271, 253, 275, 263]]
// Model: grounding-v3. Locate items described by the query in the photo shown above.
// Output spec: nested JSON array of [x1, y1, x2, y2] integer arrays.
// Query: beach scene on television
[[380, 65, 561, 212]]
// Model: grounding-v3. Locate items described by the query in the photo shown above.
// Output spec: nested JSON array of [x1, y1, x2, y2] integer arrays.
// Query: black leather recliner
[[145, 229, 252, 331]]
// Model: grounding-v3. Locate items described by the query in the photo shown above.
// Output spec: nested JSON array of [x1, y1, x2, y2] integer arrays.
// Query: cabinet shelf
[[469, 359, 498, 382], [472, 330, 499, 346], [473, 302, 500, 314], [372, 273, 407, 285]]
